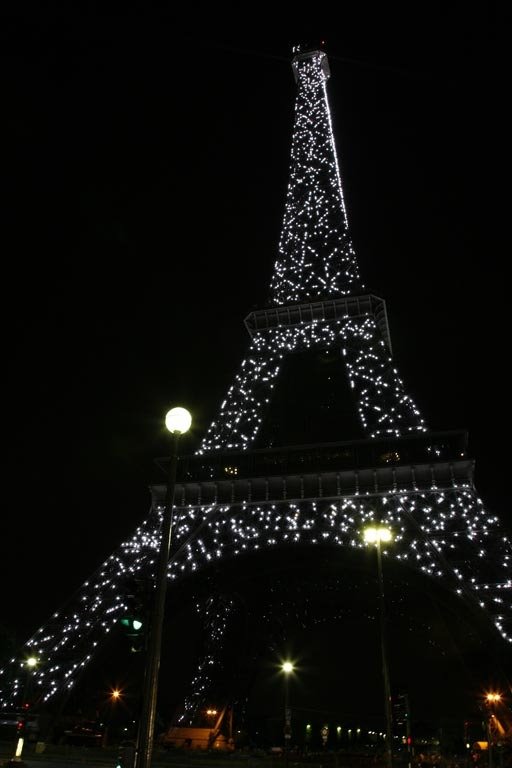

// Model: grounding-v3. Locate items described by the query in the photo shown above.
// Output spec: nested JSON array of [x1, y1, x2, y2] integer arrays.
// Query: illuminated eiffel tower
[[1, 43, 510, 721]]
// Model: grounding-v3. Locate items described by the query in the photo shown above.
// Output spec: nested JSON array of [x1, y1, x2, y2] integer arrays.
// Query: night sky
[[2, 5, 510, 731]]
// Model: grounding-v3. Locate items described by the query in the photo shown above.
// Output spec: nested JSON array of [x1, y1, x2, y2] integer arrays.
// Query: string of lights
[[1, 44, 510, 716]]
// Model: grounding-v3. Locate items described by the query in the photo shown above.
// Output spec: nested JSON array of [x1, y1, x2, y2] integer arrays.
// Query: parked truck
[[160, 704, 234, 751]]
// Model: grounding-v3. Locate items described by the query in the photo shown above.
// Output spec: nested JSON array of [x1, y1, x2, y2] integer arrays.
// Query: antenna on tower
[[292, 39, 327, 55]]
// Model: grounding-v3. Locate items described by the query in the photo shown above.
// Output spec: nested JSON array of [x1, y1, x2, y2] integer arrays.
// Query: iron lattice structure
[[1, 44, 510, 716]]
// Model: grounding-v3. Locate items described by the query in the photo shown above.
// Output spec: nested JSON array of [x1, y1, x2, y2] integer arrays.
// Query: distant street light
[[136, 407, 192, 768], [484, 692, 503, 768], [103, 687, 123, 748], [363, 526, 394, 768], [12, 655, 39, 763], [281, 661, 295, 759], [485, 693, 502, 704]]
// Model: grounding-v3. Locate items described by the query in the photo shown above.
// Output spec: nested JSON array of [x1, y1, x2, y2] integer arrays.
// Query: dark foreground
[[0, 741, 473, 768]]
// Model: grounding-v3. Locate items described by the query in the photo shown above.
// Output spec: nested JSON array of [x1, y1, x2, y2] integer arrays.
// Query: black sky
[[2, 5, 510, 662]]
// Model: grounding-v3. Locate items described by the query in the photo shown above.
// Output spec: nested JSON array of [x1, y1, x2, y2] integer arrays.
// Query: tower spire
[[270, 45, 363, 306]]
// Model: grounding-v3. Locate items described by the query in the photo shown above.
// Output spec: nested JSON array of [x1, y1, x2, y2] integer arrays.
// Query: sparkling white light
[[270, 51, 362, 304], [1, 45, 509, 716]]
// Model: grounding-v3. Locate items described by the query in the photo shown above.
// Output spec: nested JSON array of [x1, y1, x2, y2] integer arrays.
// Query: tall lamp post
[[364, 526, 394, 768], [281, 661, 294, 761], [136, 407, 192, 768]]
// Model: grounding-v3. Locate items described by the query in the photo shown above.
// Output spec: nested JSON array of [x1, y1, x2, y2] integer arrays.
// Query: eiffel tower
[[1, 43, 510, 726]]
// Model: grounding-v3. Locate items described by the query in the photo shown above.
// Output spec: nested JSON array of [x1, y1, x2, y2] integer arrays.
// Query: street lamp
[[12, 655, 39, 763], [485, 692, 502, 768], [281, 661, 294, 758], [363, 525, 394, 768], [136, 407, 192, 768]]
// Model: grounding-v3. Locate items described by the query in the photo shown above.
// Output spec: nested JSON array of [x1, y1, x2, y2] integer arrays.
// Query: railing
[[155, 431, 469, 485]]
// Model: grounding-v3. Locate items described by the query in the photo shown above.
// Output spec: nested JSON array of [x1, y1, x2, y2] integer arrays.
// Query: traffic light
[[120, 617, 143, 632], [120, 576, 151, 653], [15, 703, 30, 739]]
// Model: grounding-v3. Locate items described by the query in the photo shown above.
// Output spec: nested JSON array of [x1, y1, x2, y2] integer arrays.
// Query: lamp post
[[281, 661, 294, 761], [12, 655, 38, 764], [364, 526, 394, 768], [103, 688, 122, 747], [136, 407, 192, 768], [485, 692, 502, 768]]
